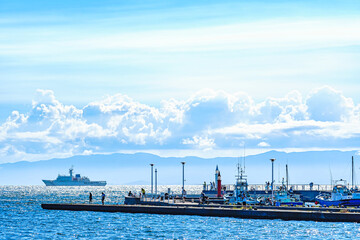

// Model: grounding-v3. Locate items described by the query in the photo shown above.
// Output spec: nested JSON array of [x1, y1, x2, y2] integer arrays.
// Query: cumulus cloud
[[306, 86, 355, 122], [0, 86, 360, 162], [258, 142, 270, 147], [182, 135, 216, 150]]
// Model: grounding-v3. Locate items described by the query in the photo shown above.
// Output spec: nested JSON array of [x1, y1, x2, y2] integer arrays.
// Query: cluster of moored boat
[[205, 160, 360, 208]]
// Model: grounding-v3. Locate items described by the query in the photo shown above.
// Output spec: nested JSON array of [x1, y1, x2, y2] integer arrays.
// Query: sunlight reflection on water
[[1, 185, 360, 239]]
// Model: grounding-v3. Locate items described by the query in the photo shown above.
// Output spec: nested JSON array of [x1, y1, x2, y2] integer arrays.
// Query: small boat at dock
[[224, 163, 257, 205], [315, 180, 360, 207], [273, 179, 302, 206]]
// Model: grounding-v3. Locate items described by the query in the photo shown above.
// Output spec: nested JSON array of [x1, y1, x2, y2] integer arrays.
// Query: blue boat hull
[[317, 198, 360, 207]]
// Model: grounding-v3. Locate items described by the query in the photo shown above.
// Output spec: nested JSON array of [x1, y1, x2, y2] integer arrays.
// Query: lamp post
[[270, 158, 275, 204], [150, 164, 154, 196], [181, 162, 185, 196], [155, 168, 158, 195]]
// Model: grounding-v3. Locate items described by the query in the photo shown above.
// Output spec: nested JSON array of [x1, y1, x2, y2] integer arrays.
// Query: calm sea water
[[1, 185, 360, 239]]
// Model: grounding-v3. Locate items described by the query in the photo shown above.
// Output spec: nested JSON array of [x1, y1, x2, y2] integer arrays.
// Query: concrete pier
[[41, 203, 360, 223], [132, 200, 360, 213]]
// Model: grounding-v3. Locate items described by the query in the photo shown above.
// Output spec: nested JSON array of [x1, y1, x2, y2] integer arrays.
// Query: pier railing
[[141, 194, 200, 204], [220, 184, 335, 192]]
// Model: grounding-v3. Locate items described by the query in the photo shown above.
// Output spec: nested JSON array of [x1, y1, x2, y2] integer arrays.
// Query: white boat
[[42, 167, 106, 186], [315, 179, 360, 207]]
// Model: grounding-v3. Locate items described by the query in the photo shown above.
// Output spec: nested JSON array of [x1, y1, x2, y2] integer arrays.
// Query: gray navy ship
[[42, 168, 107, 186]]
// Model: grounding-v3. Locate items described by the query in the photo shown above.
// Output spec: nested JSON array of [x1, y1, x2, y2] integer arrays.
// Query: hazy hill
[[0, 150, 358, 185]]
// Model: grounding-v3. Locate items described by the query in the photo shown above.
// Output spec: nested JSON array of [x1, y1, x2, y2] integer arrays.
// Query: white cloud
[[0, 86, 360, 162], [0, 111, 28, 141], [306, 86, 355, 122], [2, 18, 360, 62], [258, 142, 270, 147], [182, 135, 216, 150]]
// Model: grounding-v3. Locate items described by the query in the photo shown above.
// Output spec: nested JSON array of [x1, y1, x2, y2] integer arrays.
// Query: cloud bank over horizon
[[1, 86, 360, 163]]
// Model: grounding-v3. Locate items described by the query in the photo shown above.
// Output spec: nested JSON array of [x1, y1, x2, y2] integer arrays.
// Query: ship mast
[[236, 157, 241, 184], [286, 164, 289, 190], [352, 156, 354, 189], [243, 144, 246, 173]]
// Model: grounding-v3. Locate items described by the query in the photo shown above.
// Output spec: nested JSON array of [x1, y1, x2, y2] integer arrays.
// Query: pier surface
[[41, 203, 360, 223]]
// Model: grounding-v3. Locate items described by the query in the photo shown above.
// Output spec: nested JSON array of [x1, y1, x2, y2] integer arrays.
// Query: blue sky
[[1, 0, 360, 162]]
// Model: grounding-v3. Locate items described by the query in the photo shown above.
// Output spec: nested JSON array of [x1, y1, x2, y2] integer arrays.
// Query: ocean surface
[[1, 185, 360, 239]]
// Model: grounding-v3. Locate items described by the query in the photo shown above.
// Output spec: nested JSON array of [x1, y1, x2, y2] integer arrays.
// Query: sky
[[1, 0, 360, 163]]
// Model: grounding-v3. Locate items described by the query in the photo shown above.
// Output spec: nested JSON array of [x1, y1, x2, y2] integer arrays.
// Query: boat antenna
[[286, 164, 289, 190], [243, 144, 246, 173], [329, 165, 333, 189], [237, 157, 241, 179], [278, 163, 280, 184]]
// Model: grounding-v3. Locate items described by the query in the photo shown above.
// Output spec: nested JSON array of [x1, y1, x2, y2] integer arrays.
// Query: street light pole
[[150, 164, 154, 195], [181, 162, 185, 196], [155, 168, 158, 195], [270, 158, 276, 204]]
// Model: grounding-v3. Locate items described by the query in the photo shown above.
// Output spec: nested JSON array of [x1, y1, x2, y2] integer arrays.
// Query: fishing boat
[[315, 179, 360, 207], [273, 179, 302, 206], [224, 163, 257, 205]]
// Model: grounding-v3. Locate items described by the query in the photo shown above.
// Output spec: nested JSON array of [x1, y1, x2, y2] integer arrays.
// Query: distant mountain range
[[0, 150, 358, 185]]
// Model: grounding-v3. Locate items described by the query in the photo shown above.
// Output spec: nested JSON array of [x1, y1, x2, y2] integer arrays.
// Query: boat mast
[[352, 156, 354, 189], [236, 157, 241, 183], [243, 144, 246, 173], [286, 164, 289, 190], [329, 166, 333, 189]]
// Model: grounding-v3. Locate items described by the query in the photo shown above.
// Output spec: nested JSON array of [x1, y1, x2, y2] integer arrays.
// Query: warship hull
[[42, 180, 106, 186]]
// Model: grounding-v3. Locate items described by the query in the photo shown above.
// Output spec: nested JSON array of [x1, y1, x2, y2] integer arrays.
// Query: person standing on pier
[[101, 192, 106, 205], [89, 192, 93, 203], [141, 188, 145, 199]]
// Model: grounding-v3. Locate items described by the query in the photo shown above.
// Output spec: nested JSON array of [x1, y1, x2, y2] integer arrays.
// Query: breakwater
[[41, 203, 360, 223]]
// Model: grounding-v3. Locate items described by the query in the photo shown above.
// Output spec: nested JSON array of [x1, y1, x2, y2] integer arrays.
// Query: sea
[[1, 185, 360, 240]]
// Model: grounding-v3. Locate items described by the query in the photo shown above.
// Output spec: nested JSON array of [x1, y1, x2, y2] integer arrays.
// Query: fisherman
[[182, 187, 187, 202], [265, 181, 269, 193], [128, 191, 133, 197], [101, 192, 106, 205], [140, 188, 145, 199], [200, 192, 207, 204], [89, 192, 93, 203], [182, 187, 187, 197]]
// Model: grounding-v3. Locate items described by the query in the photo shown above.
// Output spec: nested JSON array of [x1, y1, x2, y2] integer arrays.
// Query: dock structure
[[129, 199, 360, 213], [42, 203, 360, 223]]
